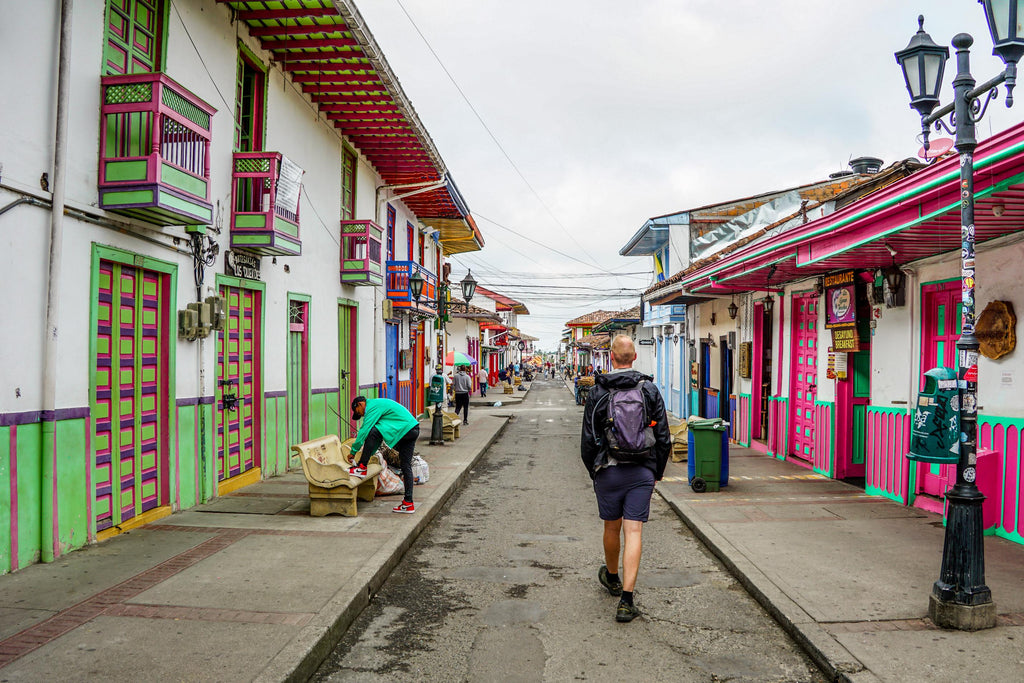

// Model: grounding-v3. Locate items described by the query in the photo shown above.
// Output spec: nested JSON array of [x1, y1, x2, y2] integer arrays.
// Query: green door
[[286, 298, 309, 454], [104, 0, 164, 75], [216, 285, 262, 482], [338, 303, 357, 438], [93, 260, 170, 531]]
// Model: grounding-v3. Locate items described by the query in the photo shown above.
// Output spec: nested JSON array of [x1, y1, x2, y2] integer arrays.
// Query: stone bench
[[291, 435, 383, 517], [427, 406, 462, 440]]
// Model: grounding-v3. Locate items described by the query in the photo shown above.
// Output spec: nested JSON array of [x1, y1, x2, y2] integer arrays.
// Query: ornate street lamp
[[460, 269, 477, 303], [727, 296, 739, 320], [408, 268, 425, 300], [895, 4, 1019, 631]]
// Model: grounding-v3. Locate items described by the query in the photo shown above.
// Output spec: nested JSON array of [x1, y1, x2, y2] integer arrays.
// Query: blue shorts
[[593, 465, 656, 522]]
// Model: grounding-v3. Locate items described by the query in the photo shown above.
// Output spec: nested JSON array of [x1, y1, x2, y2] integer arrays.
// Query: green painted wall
[[16, 423, 42, 571], [0, 426, 9, 572], [56, 419, 89, 555], [176, 405, 199, 511], [264, 396, 289, 476]]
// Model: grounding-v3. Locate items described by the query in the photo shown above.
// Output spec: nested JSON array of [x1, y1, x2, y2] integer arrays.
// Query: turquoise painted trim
[[89, 243, 178, 541], [739, 393, 752, 447], [979, 413, 1024, 546], [865, 405, 910, 505], [813, 400, 836, 477]]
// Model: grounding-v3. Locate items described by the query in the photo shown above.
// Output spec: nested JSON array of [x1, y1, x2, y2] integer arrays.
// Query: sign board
[[738, 342, 752, 378], [831, 326, 860, 352], [637, 338, 655, 346], [825, 270, 857, 329], [225, 250, 261, 280], [275, 155, 303, 217]]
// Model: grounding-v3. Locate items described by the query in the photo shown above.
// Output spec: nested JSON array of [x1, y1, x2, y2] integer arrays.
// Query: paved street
[[313, 378, 825, 682]]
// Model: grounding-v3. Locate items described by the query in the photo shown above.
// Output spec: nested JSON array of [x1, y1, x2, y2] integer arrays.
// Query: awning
[[217, 1, 481, 251], [678, 123, 1024, 293]]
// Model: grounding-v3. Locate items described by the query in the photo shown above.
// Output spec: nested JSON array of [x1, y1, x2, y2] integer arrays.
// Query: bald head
[[610, 335, 637, 369]]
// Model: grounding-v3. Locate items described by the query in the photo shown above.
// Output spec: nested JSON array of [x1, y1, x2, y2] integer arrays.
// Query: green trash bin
[[687, 417, 729, 493]]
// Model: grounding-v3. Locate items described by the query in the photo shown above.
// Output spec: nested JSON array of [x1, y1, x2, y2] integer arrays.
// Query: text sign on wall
[[225, 250, 261, 280], [831, 326, 860, 352], [825, 270, 857, 329]]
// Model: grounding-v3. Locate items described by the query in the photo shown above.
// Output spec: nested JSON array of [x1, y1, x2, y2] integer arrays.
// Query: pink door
[[789, 294, 819, 462], [916, 281, 961, 503]]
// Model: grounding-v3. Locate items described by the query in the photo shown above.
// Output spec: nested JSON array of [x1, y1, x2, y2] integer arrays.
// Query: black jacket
[[580, 369, 671, 481]]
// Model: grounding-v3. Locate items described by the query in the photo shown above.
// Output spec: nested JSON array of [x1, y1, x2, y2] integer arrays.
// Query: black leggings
[[358, 425, 421, 502], [454, 392, 470, 423]]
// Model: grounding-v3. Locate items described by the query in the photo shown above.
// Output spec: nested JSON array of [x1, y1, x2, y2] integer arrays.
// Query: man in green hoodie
[[349, 396, 421, 514]]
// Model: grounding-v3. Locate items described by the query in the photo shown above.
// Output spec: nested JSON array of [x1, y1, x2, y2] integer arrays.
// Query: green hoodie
[[350, 398, 419, 455]]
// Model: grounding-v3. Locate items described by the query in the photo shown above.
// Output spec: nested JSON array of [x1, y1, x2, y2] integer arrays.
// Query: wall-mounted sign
[[825, 270, 857, 329], [738, 342, 752, 379], [225, 250, 261, 280], [637, 338, 655, 346], [831, 326, 860, 352]]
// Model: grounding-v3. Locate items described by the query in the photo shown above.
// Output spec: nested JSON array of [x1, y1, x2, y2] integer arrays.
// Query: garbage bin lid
[[687, 416, 725, 428]]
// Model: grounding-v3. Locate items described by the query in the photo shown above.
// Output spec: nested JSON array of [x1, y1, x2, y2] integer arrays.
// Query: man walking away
[[349, 396, 421, 514], [477, 366, 489, 397], [452, 365, 473, 425], [580, 335, 671, 622]]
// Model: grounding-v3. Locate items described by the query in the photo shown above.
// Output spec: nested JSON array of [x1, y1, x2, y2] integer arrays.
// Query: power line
[[393, 0, 603, 269]]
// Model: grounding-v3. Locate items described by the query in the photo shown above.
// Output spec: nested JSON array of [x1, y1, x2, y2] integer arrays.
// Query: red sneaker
[[348, 463, 367, 478], [392, 501, 415, 514]]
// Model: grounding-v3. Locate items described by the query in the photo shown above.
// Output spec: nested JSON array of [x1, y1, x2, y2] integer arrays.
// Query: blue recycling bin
[[687, 417, 729, 492]]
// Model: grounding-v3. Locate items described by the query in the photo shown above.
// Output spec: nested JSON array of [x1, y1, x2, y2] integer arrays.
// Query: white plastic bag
[[412, 454, 430, 484], [375, 464, 404, 496]]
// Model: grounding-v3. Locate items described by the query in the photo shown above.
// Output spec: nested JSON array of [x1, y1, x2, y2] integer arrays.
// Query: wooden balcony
[[386, 261, 437, 317], [229, 152, 302, 256], [340, 219, 384, 286], [99, 73, 216, 226]]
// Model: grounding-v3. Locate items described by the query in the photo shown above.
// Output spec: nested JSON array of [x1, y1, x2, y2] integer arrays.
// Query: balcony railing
[[340, 219, 384, 286], [229, 151, 302, 256], [99, 73, 216, 226], [386, 261, 437, 317]]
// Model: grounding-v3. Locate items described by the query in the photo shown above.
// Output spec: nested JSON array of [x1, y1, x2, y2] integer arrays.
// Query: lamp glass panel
[[989, 0, 1011, 41], [1017, 0, 1024, 39], [922, 53, 944, 97], [409, 271, 424, 299], [902, 54, 922, 97]]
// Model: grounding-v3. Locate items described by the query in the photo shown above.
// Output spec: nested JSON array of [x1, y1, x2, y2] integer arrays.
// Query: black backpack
[[597, 380, 656, 463]]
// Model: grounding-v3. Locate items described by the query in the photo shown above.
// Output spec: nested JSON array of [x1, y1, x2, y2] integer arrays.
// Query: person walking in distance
[[477, 365, 489, 398], [452, 365, 473, 425], [349, 396, 420, 514], [580, 335, 671, 622]]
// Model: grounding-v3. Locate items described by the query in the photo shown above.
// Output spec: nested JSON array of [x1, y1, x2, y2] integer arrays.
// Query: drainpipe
[[41, 0, 73, 563]]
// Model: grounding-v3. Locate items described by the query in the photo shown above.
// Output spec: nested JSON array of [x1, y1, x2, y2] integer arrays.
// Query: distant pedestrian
[[452, 365, 473, 425], [580, 335, 671, 622], [349, 396, 420, 514], [478, 366, 489, 397]]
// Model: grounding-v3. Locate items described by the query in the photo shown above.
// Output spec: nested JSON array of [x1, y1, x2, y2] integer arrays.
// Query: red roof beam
[[265, 37, 358, 50], [325, 112, 405, 121], [248, 25, 349, 38], [236, 7, 341, 21], [284, 62, 370, 73], [293, 73, 381, 83], [317, 104, 401, 114], [309, 93, 389, 103]]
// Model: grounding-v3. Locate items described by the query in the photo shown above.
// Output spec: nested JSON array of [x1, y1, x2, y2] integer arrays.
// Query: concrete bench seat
[[291, 434, 383, 517], [426, 406, 462, 440]]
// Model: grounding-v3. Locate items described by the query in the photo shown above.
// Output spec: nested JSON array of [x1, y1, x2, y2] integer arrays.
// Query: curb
[[658, 490, 880, 683], [255, 417, 513, 683]]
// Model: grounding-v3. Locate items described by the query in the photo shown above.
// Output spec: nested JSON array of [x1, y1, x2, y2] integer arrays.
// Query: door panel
[[93, 260, 169, 531], [917, 282, 961, 499], [385, 322, 398, 399], [339, 304, 356, 438], [216, 285, 261, 482], [105, 0, 162, 75], [286, 299, 309, 448], [790, 295, 818, 461]]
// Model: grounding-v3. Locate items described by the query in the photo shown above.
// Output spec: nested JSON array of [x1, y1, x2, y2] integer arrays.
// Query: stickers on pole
[[964, 365, 979, 383]]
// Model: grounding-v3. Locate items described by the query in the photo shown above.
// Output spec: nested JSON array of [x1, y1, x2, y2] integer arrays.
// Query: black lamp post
[[896, 3, 1019, 631]]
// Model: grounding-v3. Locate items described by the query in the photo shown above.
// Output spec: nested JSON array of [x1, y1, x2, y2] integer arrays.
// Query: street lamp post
[[896, 3, 1022, 630]]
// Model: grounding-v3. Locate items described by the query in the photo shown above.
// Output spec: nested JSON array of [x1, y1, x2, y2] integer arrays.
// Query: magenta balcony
[[386, 261, 437, 317], [340, 219, 384, 286], [99, 73, 216, 226], [229, 151, 302, 256]]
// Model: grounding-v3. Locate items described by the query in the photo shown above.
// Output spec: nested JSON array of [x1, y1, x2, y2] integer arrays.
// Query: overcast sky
[[355, 1, 1021, 350]]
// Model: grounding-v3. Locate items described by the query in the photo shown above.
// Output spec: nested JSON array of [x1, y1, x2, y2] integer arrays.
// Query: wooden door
[[286, 298, 309, 448], [338, 303, 357, 437], [916, 281, 961, 499], [789, 294, 819, 462], [105, 0, 163, 75], [93, 260, 170, 531], [216, 285, 262, 483]]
